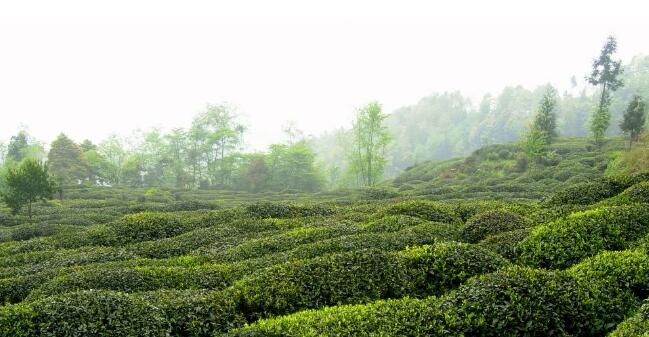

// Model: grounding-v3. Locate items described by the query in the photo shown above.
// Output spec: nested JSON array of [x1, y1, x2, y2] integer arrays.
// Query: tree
[[348, 102, 391, 187], [522, 128, 546, 162], [267, 142, 323, 192], [587, 36, 624, 147], [48, 134, 89, 185], [245, 156, 270, 192], [1, 159, 55, 221], [7, 131, 29, 163], [531, 87, 558, 144], [98, 135, 127, 185], [620, 95, 647, 148], [190, 104, 244, 187]]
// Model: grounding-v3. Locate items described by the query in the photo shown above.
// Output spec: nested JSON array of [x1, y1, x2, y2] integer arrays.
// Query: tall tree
[[47, 134, 88, 185], [531, 86, 558, 144], [7, 131, 29, 163], [620, 95, 647, 148], [98, 135, 127, 185], [587, 36, 624, 147], [190, 104, 244, 187], [348, 101, 391, 186], [1, 159, 55, 221]]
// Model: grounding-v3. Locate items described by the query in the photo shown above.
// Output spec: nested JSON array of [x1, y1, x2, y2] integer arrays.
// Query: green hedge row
[[461, 209, 532, 243], [0, 243, 507, 336], [545, 172, 649, 206], [0, 290, 169, 337], [381, 200, 459, 224], [519, 205, 649, 269], [609, 301, 649, 337], [27, 264, 232, 300], [232, 248, 649, 337]]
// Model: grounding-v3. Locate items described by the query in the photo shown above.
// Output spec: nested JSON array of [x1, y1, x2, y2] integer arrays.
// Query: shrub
[[546, 177, 628, 206], [361, 215, 425, 232], [0, 303, 34, 337], [212, 224, 359, 263], [519, 205, 649, 269], [606, 181, 649, 205], [546, 173, 649, 206], [567, 250, 649, 334], [244, 202, 333, 219], [232, 267, 592, 337], [461, 210, 532, 243], [139, 289, 245, 337], [30, 290, 170, 337], [160, 200, 220, 212], [29, 264, 232, 299], [229, 249, 407, 321], [609, 301, 649, 337], [477, 228, 531, 260], [382, 200, 458, 224], [228, 296, 438, 337], [109, 212, 196, 243], [397, 242, 509, 297], [434, 266, 591, 336]]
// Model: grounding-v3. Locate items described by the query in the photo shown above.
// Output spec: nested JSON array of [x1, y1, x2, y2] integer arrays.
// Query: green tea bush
[[30, 290, 169, 337], [382, 200, 458, 223], [0, 303, 34, 337], [229, 249, 406, 321], [605, 181, 649, 205], [28, 264, 232, 299], [434, 266, 590, 336], [159, 200, 220, 212], [139, 289, 245, 337], [244, 202, 334, 219], [233, 267, 591, 337], [109, 212, 199, 243], [212, 224, 359, 263], [360, 215, 425, 232], [398, 242, 509, 297], [461, 209, 532, 243], [546, 173, 649, 206], [567, 250, 649, 333], [228, 296, 438, 337], [609, 301, 649, 337], [519, 205, 649, 269], [477, 228, 531, 260]]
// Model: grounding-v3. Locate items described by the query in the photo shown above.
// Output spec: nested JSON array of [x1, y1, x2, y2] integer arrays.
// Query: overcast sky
[[1, 0, 648, 150]]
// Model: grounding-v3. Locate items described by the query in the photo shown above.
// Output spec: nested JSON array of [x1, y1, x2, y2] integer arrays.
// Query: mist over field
[[2, 1, 649, 336]]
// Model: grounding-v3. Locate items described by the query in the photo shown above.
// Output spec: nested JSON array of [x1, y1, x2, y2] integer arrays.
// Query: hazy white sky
[[1, 0, 648, 150]]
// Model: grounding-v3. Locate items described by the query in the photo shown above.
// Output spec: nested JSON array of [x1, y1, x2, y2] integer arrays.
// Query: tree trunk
[[28, 201, 32, 224]]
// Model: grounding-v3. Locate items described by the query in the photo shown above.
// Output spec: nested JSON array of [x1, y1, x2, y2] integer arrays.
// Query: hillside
[[391, 137, 628, 200], [0, 136, 649, 335]]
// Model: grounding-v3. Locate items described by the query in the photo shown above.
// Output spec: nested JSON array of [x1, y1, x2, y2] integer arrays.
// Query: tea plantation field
[[2, 145, 649, 335]]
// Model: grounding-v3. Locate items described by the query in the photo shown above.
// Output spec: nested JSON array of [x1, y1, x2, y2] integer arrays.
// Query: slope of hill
[[1, 138, 649, 336], [391, 137, 628, 200]]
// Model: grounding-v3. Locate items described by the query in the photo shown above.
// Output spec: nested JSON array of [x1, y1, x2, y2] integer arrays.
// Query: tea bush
[[382, 200, 458, 223], [461, 209, 532, 243], [609, 301, 649, 337], [519, 205, 649, 269], [11, 290, 171, 337]]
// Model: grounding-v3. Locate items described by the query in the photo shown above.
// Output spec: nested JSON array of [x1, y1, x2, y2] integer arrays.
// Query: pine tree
[[531, 87, 558, 144]]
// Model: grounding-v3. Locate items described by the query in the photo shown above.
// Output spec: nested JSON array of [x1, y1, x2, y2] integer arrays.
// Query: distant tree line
[[311, 44, 649, 179], [0, 102, 392, 199]]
